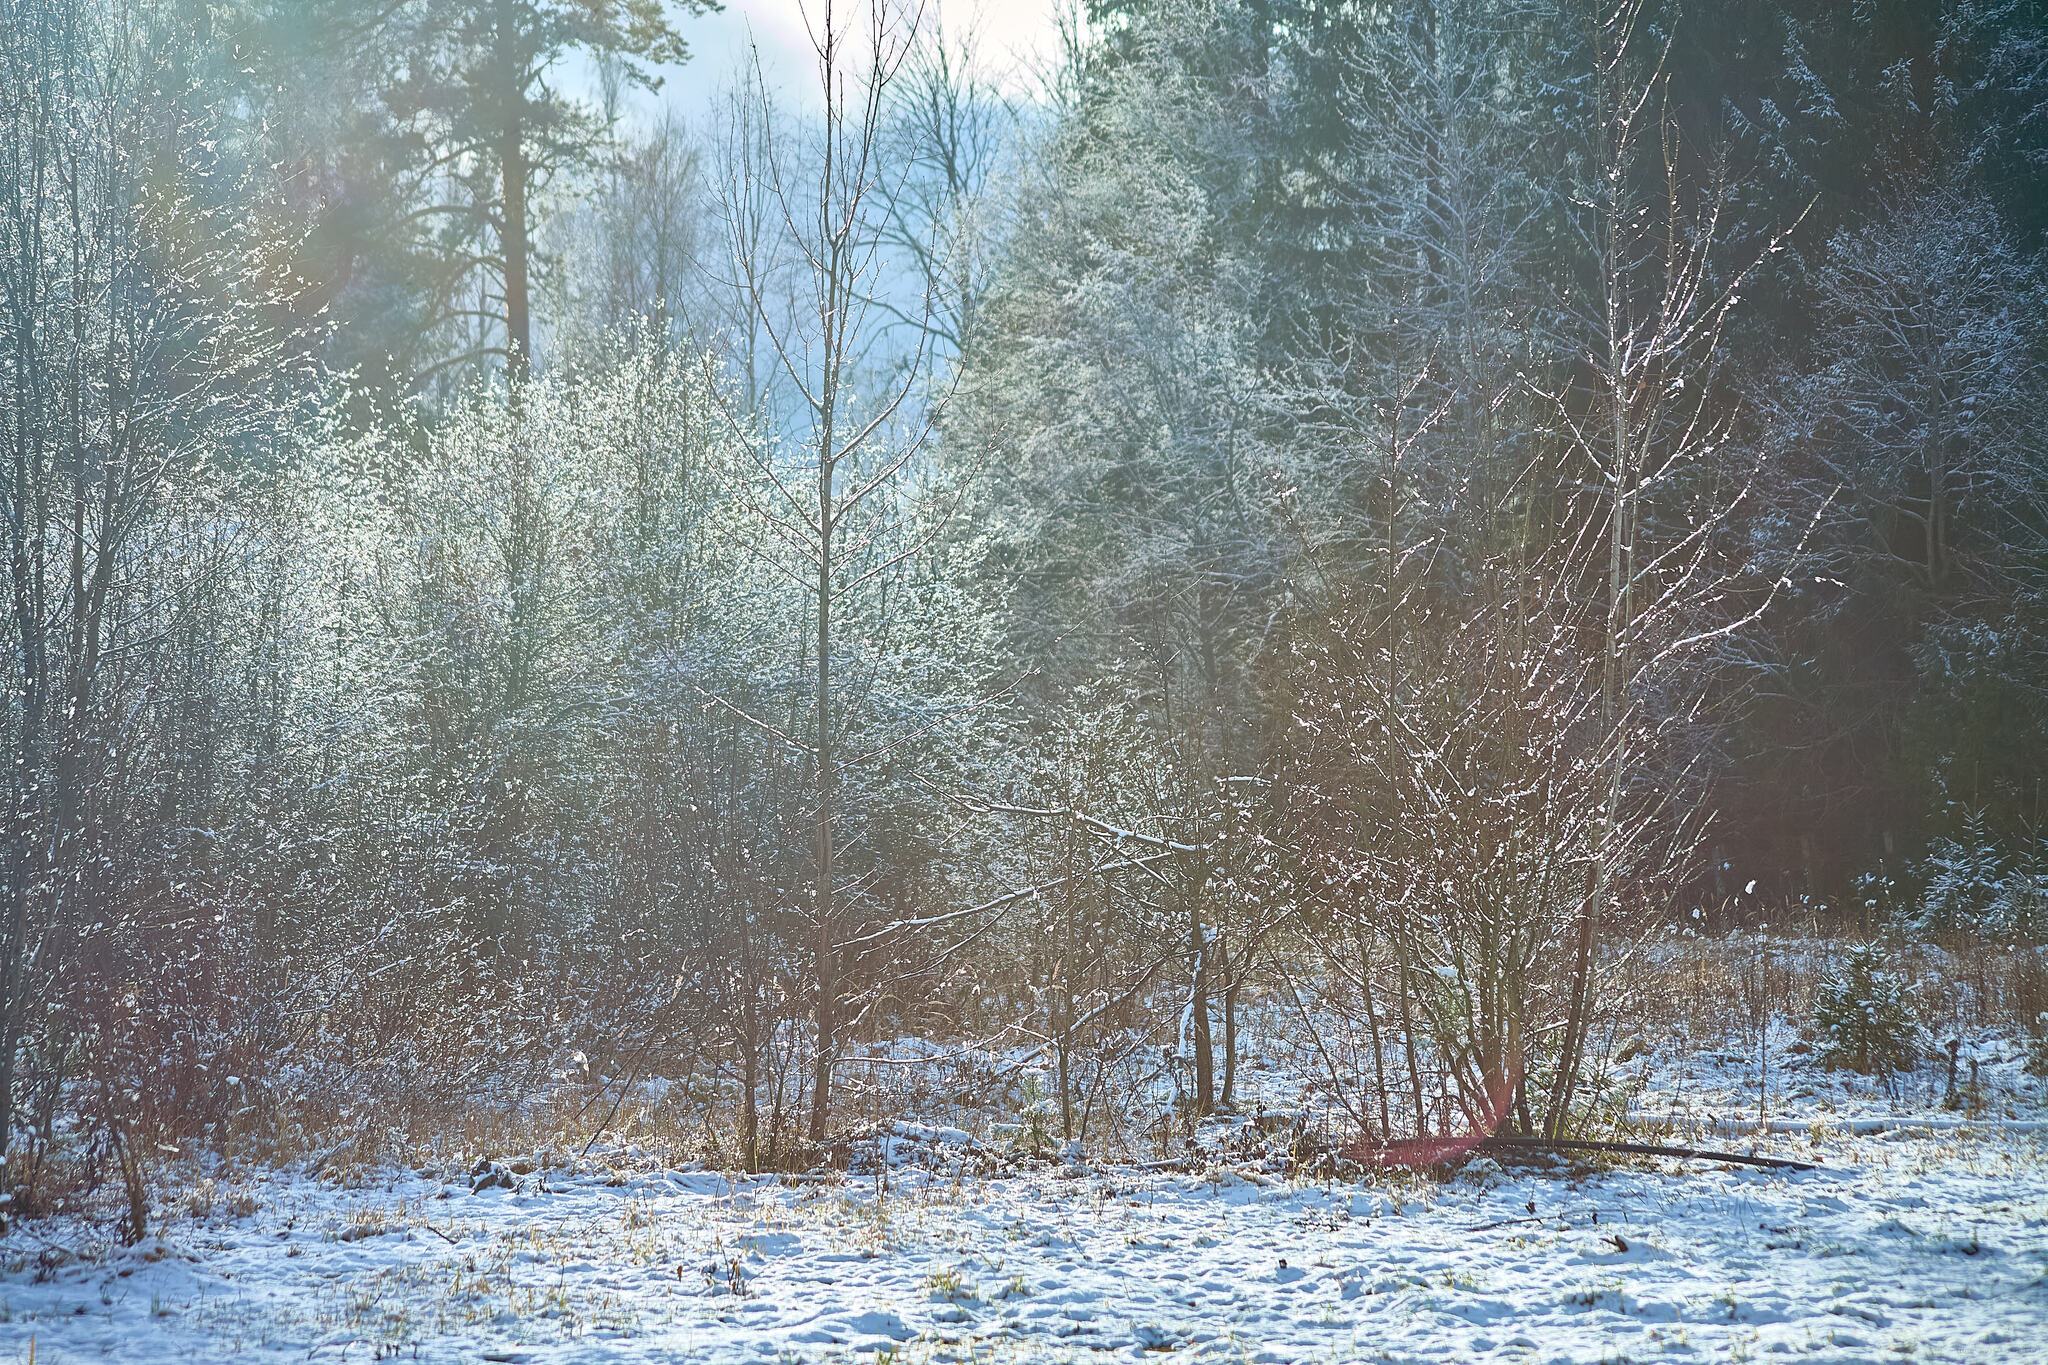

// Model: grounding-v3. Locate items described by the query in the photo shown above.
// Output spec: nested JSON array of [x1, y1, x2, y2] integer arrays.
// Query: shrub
[[1814, 945, 1917, 1077], [1010, 1077, 1054, 1158]]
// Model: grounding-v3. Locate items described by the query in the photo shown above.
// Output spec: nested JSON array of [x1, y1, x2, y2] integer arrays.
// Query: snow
[[5, 1013, 2047, 1363], [3, 1125, 2045, 1364]]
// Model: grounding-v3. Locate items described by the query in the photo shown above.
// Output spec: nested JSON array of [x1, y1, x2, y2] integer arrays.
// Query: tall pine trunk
[[501, 121, 530, 371]]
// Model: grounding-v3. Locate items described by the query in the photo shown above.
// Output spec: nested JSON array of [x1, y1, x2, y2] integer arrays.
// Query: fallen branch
[[1476, 1135, 1816, 1172], [1628, 1112, 2048, 1137]]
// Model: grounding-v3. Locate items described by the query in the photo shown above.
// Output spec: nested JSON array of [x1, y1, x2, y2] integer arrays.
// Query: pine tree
[[1814, 944, 1917, 1077]]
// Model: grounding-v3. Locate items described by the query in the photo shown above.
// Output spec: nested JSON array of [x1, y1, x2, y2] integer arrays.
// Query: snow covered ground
[[2, 1122, 2045, 1364], [4, 1014, 2047, 1365]]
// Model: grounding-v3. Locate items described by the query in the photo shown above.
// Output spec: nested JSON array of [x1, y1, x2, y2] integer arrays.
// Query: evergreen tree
[[1814, 944, 1917, 1076]]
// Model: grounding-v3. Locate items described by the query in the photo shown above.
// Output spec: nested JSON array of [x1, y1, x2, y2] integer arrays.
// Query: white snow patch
[[3, 1127, 2045, 1363]]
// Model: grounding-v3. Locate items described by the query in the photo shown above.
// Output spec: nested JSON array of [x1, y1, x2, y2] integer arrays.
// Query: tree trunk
[[0, 607, 45, 1177], [740, 935, 760, 1172], [110, 1110, 147, 1245], [1926, 428, 1947, 590], [1360, 939, 1393, 1142], [1550, 21, 1636, 1133], [1056, 1026, 1073, 1140], [495, 0, 531, 376], [806, 188, 841, 1144], [1397, 950, 1427, 1137], [1221, 968, 1239, 1109], [1186, 887, 1213, 1115], [501, 118, 531, 374], [0, 823, 36, 1178], [806, 484, 835, 1146]]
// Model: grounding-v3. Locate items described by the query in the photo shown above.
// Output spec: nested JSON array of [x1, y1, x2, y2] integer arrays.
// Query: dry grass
[[7, 927, 2041, 1258], [1620, 930, 2047, 1053]]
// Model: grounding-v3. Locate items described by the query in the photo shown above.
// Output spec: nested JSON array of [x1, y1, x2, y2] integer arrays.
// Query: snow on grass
[[3, 1126, 2046, 1364], [5, 1010, 2047, 1364]]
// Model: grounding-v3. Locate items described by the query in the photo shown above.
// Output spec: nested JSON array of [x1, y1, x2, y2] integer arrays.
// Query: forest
[[2, 5, 2047, 1344]]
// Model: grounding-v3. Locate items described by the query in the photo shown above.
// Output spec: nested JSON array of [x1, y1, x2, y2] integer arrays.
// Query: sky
[[657, 0, 1068, 125]]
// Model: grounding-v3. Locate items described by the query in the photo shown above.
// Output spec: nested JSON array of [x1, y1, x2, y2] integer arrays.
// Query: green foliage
[[1814, 946, 1918, 1077], [241, 0, 718, 401], [1916, 811, 2048, 943], [1011, 1077, 1055, 1158]]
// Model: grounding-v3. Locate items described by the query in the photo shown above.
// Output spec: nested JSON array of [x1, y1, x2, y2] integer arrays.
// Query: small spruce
[[1814, 944, 1917, 1077]]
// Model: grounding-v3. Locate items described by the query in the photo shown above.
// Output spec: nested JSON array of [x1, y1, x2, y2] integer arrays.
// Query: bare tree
[[1282, 501, 1699, 1141], [568, 112, 710, 349], [0, 0, 287, 1196], [1537, 0, 1804, 1133], [715, 0, 949, 1147], [1265, 0, 1810, 1144], [874, 12, 1017, 359], [708, 77, 803, 415]]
